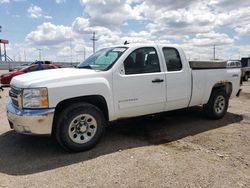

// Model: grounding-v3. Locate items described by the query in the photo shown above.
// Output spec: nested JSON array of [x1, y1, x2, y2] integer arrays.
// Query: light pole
[[37, 48, 42, 60]]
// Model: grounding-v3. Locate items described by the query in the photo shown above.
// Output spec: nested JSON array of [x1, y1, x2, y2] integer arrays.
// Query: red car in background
[[0, 64, 59, 85]]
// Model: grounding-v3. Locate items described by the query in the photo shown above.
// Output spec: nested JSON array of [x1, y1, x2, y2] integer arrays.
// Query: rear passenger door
[[113, 47, 166, 118], [162, 47, 192, 110]]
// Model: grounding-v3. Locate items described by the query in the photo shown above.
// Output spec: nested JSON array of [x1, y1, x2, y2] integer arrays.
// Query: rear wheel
[[54, 103, 106, 152], [203, 89, 229, 119]]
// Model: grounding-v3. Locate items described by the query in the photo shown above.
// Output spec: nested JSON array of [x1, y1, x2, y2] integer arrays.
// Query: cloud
[[143, 0, 196, 10], [25, 22, 72, 46], [13, 0, 250, 62], [185, 31, 234, 47], [72, 17, 123, 48], [55, 0, 66, 4], [0, 0, 27, 3], [27, 5, 52, 19], [80, 0, 143, 29], [27, 5, 42, 18], [71, 17, 90, 34], [0, 0, 9, 3], [209, 0, 250, 10], [72, 17, 119, 36], [235, 24, 250, 36]]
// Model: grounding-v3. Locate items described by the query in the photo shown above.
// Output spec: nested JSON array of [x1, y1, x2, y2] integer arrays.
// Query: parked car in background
[[1, 64, 59, 85], [226, 60, 242, 68], [241, 57, 250, 81], [226, 60, 243, 84], [10, 61, 52, 71]]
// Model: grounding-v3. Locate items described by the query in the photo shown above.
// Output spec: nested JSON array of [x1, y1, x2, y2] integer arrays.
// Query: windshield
[[77, 47, 127, 71]]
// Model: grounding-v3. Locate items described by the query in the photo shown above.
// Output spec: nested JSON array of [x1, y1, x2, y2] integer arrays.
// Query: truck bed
[[189, 61, 227, 69]]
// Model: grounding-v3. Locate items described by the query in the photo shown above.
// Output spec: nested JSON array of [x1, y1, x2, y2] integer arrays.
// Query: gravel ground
[[0, 81, 249, 188]]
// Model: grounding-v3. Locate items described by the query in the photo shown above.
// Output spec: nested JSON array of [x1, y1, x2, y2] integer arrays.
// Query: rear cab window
[[162, 47, 182, 71]]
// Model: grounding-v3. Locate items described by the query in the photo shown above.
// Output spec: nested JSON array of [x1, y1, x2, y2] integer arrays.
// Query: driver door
[[113, 47, 166, 118]]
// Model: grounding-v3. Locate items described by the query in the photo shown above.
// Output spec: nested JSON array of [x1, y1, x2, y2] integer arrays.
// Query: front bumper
[[6, 100, 55, 135]]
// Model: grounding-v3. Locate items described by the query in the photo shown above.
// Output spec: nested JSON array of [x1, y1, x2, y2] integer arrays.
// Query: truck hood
[[11, 68, 100, 88]]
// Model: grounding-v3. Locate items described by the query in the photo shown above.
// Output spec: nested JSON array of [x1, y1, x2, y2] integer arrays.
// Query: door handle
[[152, 78, 164, 83]]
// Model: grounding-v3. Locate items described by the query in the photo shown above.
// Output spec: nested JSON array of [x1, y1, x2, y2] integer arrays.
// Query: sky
[[0, 0, 250, 62]]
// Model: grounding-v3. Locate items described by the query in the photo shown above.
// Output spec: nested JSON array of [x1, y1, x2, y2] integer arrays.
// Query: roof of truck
[[107, 43, 180, 49]]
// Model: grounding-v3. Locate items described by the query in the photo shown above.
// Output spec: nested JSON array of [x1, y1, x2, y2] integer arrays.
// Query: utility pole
[[213, 44, 216, 60], [90, 32, 98, 54], [24, 50, 26, 61]]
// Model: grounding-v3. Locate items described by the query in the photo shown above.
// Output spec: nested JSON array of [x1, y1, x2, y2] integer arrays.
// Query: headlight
[[22, 88, 49, 108]]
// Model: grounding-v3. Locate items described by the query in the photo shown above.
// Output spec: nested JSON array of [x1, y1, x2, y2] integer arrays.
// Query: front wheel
[[203, 89, 229, 119], [54, 103, 106, 152]]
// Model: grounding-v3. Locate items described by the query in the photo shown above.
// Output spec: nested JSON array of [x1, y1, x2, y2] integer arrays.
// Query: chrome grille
[[9, 86, 22, 108]]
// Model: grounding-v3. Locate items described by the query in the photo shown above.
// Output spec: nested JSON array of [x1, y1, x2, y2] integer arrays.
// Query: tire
[[243, 73, 248, 81], [53, 102, 106, 152], [203, 89, 229, 119]]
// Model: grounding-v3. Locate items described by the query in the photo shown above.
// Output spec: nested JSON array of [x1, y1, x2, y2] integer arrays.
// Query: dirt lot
[[0, 82, 249, 188]]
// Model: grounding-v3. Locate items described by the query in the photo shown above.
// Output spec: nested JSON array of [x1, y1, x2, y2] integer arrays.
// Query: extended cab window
[[163, 47, 182, 71], [124, 47, 160, 75]]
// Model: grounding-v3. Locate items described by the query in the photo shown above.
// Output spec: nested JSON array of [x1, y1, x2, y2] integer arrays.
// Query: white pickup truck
[[7, 44, 241, 151]]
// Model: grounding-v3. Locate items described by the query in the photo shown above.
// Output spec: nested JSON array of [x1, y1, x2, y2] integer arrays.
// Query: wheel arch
[[52, 95, 109, 134], [209, 81, 232, 100]]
